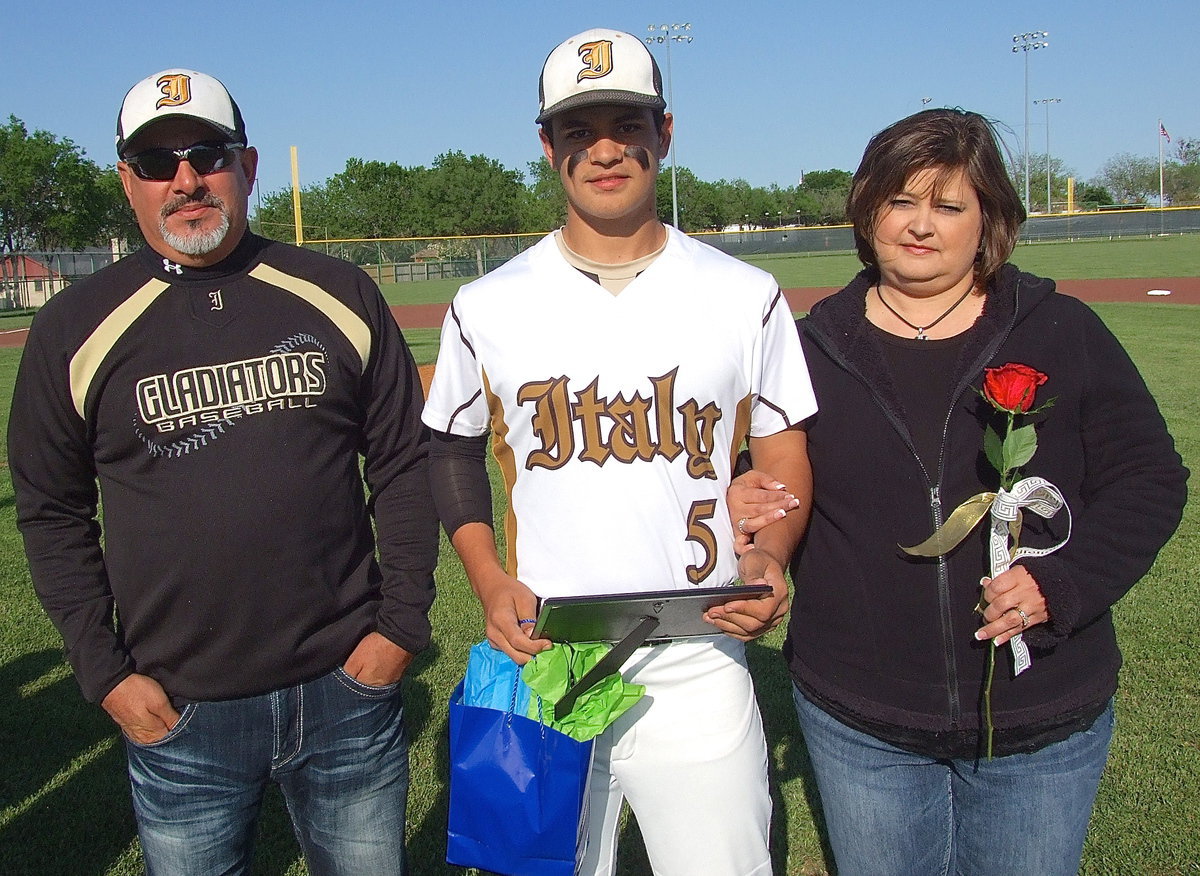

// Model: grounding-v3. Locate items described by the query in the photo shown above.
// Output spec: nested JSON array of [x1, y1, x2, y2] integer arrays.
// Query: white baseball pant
[[580, 635, 773, 876]]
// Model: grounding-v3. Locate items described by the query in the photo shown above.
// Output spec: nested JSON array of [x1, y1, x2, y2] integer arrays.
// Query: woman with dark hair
[[731, 108, 1187, 875]]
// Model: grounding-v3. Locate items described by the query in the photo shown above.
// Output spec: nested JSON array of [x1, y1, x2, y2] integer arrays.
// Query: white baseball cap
[[536, 28, 666, 124], [116, 69, 246, 156]]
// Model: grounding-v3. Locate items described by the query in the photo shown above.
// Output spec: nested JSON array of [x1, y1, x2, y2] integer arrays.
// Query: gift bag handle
[[554, 615, 660, 721]]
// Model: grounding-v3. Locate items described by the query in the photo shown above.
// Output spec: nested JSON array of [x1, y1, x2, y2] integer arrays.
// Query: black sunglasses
[[124, 142, 244, 181]]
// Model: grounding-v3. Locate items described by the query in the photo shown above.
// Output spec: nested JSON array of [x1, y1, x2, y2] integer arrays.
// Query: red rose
[[982, 363, 1048, 413]]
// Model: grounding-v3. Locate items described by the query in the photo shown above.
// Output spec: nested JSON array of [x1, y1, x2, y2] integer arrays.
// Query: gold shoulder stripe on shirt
[[70, 278, 171, 419], [729, 393, 752, 475], [249, 263, 372, 373], [482, 368, 522, 579]]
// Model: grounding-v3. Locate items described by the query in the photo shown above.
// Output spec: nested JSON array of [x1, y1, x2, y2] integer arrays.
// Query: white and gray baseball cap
[[536, 28, 666, 124], [116, 69, 246, 156]]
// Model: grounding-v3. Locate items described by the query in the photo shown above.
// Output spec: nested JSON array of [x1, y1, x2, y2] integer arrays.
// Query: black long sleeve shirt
[[9, 233, 437, 704]]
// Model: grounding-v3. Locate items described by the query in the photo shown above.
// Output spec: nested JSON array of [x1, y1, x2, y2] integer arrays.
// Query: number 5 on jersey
[[685, 499, 718, 584]]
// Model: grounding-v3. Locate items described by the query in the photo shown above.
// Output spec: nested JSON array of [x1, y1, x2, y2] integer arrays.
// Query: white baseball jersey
[[423, 227, 816, 599]]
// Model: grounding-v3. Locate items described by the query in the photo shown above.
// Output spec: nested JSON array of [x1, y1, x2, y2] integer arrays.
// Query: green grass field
[[1, 249, 1198, 873]]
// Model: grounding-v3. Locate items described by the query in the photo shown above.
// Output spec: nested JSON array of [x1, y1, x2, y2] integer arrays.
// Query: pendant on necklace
[[876, 282, 974, 343]]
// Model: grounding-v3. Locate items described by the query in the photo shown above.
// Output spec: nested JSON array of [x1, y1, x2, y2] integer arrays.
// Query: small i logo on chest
[[190, 287, 234, 325]]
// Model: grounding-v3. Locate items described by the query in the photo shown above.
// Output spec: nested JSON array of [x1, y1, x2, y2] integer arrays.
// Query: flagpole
[[1159, 119, 1165, 235]]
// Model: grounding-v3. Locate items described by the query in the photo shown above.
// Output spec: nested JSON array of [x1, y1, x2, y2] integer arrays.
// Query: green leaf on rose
[[1002, 424, 1039, 471], [984, 425, 1005, 475]]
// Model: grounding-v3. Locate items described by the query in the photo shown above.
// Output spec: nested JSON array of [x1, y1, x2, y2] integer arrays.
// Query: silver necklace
[[875, 283, 974, 340]]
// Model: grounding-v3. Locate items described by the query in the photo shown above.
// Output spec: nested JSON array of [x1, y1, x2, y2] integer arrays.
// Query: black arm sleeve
[[428, 430, 493, 536]]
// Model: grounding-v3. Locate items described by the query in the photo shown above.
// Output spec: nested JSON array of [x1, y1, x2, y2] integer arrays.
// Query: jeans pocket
[[125, 702, 199, 748], [333, 666, 401, 698]]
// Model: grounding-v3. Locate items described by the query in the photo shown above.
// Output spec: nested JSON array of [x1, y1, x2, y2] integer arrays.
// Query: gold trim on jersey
[[70, 278, 171, 419], [248, 263, 372, 373], [728, 393, 752, 475], [483, 369, 521, 578]]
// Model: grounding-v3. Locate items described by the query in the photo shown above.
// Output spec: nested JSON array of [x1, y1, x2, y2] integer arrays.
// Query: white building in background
[[0, 254, 68, 309]]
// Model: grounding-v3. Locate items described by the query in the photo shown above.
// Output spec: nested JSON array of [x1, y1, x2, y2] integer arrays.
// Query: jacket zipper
[[928, 482, 961, 724]]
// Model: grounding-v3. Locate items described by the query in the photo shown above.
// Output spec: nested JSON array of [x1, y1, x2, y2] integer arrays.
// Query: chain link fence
[[1, 247, 129, 310], [7, 207, 1199, 309], [299, 234, 546, 287], [698, 205, 1200, 256]]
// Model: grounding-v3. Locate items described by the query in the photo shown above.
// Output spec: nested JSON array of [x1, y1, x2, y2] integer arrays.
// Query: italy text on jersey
[[516, 367, 726, 480]]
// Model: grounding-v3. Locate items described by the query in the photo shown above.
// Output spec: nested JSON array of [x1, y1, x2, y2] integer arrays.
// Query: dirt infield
[[1, 278, 1195, 351]]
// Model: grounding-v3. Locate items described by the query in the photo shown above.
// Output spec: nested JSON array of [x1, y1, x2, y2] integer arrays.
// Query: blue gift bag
[[446, 678, 594, 876]]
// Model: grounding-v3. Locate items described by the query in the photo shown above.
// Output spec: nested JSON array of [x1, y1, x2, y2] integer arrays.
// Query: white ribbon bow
[[988, 476, 1072, 675]]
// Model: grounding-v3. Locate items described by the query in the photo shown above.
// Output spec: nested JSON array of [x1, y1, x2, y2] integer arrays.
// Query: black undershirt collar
[[135, 230, 268, 285]]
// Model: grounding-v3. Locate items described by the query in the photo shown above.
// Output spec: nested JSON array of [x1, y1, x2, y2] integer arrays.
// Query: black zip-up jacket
[[784, 264, 1187, 757]]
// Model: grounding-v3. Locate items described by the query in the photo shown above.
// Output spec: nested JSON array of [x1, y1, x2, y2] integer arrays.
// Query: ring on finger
[[737, 517, 749, 535], [1009, 606, 1029, 629]]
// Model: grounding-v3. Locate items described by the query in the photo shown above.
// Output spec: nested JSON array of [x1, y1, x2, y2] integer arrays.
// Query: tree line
[[3, 113, 1199, 253], [0, 117, 139, 252], [250, 155, 858, 241]]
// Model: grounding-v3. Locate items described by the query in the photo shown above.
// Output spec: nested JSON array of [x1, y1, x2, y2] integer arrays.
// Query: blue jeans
[[125, 667, 409, 876], [793, 685, 1113, 876]]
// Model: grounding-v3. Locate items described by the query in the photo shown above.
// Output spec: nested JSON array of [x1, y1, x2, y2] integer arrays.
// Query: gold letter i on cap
[[577, 41, 614, 81], [155, 74, 193, 110]]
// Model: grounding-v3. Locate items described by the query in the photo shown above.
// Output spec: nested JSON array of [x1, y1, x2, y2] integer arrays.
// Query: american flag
[[1160, 122, 1171, 143]]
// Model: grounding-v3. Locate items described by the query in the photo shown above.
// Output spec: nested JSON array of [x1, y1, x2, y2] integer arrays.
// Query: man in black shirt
[[8, 69, 436, 875]]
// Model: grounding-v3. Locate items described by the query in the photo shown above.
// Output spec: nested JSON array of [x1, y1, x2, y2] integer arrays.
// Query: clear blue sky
[[3, 0, 1194, 202]]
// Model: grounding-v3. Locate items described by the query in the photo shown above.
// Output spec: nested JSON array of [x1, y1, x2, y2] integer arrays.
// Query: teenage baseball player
[[423, 28, 816, 875]]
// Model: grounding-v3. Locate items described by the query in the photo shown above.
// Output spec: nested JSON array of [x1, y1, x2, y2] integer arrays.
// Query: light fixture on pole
[[646, 23, 693, 229], [1012, 31, 1049, 212], [1033, 98, 1062, 212]]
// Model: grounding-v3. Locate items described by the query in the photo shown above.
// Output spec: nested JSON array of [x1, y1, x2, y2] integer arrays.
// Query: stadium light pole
[[1034, 98, 1062, 212], [1012, 31, 1049, 212], [646, 23, 693, 229]]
